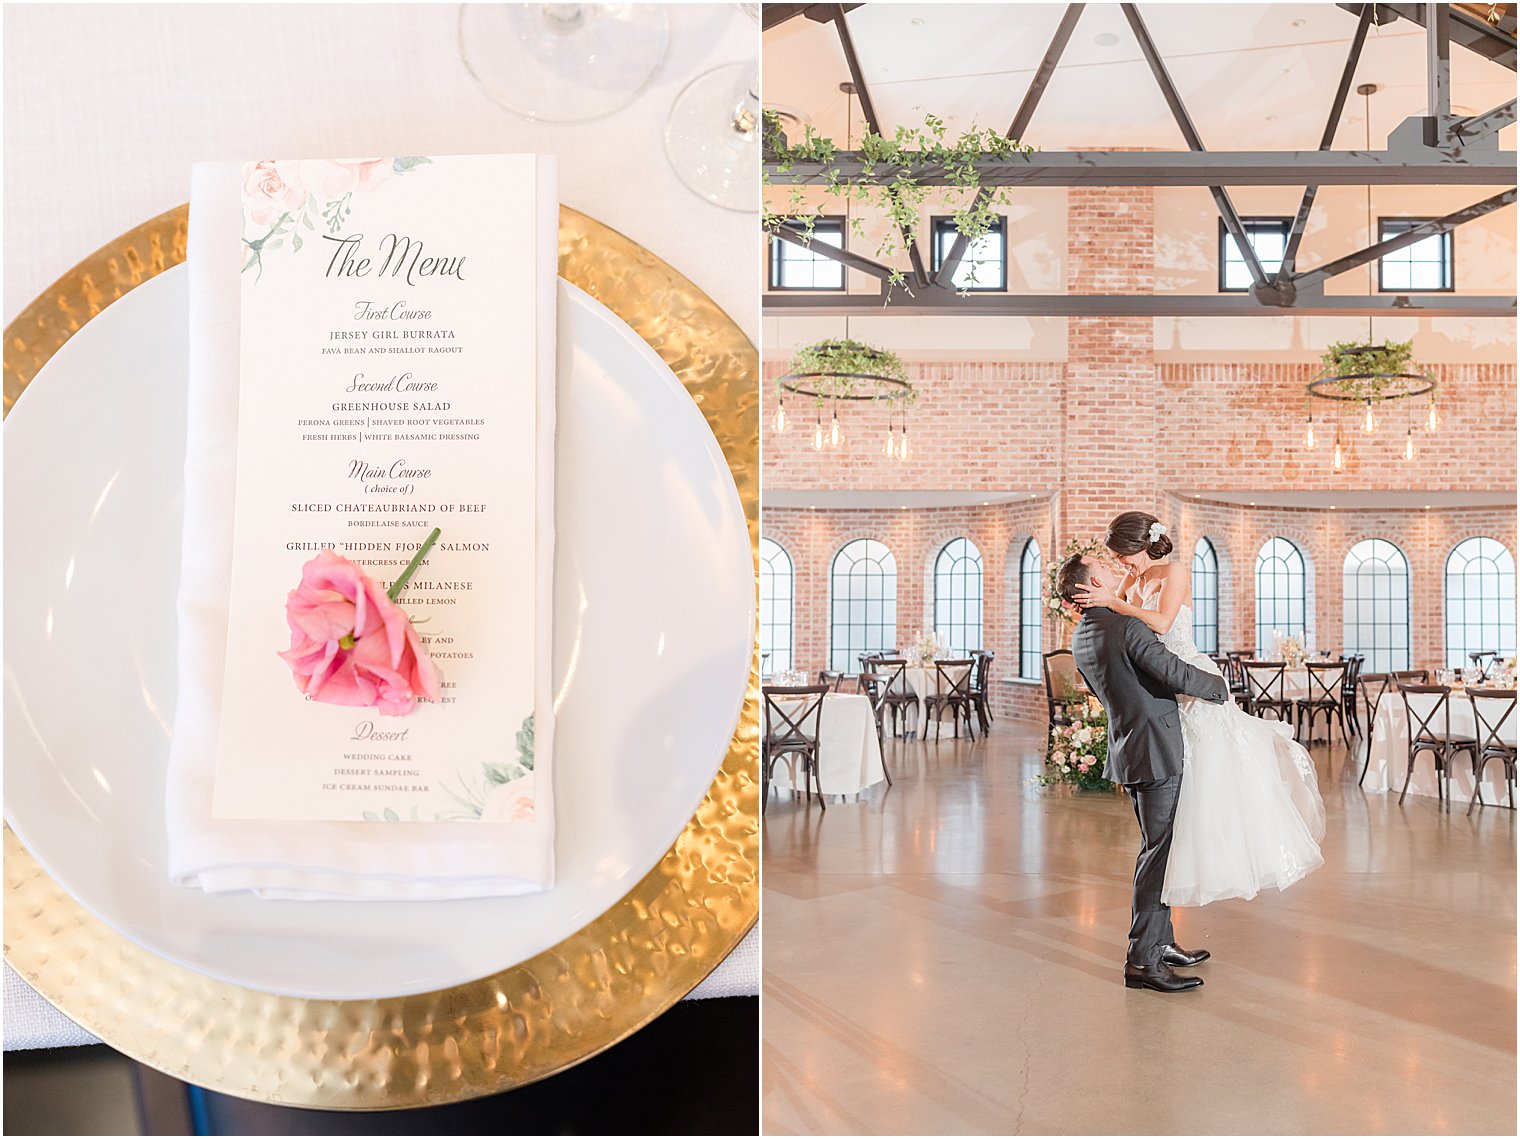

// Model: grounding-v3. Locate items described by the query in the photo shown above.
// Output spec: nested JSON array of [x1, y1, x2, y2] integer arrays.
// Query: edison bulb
[[829, 412, 842, 448], [812, 420, 824, 450], [898, 430, 910, 461], [1332, 437, 1344, 472], [774, 404, 788, 433], [1303, 417, 1317, 451], [1361, 401, 1376, 434], [1426, 397, 1440, 433], [883, 426, 895, 457], [1404, 428, 1416, 461]]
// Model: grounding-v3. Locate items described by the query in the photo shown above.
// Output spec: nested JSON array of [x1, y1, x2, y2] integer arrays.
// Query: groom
[[1057, 554, 1230, 993]]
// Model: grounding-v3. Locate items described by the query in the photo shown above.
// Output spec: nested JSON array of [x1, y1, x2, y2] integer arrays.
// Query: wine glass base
[[460, 4, 670, 124], [663, 63, 759, 212]]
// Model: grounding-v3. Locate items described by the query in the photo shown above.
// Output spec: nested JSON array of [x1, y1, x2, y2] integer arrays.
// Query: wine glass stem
[[540, 4, 588, 34], [730, 66, 759, 136]]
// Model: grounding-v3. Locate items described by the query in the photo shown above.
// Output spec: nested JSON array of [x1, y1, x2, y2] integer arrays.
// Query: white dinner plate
[[4, 267, 754, 1000]]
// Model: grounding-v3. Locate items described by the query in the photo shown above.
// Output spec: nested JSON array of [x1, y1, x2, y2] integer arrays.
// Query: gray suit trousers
[[1125, 774, 1182, 966]]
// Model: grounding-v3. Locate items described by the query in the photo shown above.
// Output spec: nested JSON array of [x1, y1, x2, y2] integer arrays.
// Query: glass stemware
[[459, 4, 670, 123], [662, 4, 759, 210]]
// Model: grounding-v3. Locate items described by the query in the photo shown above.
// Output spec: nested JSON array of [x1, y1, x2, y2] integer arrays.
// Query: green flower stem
[[389, 527, 441, 601]]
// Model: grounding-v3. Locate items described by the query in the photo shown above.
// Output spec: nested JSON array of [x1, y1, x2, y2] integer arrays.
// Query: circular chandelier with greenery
[[1301, 339, 1440, 470], [774, 337, 917, 458]]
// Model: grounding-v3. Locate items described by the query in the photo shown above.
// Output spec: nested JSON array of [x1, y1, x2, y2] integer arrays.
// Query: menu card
[[210, 155, 548, 825]]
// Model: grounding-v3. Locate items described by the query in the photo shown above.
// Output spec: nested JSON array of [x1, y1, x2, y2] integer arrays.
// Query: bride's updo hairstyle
[[1105, 511, 1174, 559]]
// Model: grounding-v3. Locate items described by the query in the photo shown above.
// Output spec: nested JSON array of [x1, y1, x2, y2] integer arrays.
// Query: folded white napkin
[[166, 158, 557, 899]]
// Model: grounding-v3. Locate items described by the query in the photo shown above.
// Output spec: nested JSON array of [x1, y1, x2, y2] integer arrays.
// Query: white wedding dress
[[1141, 590, 1327, 906]]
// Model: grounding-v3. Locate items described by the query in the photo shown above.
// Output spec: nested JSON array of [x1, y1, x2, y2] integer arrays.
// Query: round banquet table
[[896, 662, 974, 736], [768, 693, 887, 799], [1362, 689, 1516, 803]]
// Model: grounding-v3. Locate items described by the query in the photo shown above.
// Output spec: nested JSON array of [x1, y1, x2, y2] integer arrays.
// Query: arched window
[[1019, 538, 1042, 680], [1342, 539, 1410, 671], [934, 537, 984, 655], [759, 537, 794, 674], [1445, 537, 1517, 668], [830, 539, 898, 672], [1255, 537, 1306, 656], [1191, 537, 1219, 655]]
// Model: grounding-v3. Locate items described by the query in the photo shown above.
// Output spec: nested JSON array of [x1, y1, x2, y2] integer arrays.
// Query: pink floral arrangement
[[1039, 694, 1115, 791], [280, 529, 441, 717]]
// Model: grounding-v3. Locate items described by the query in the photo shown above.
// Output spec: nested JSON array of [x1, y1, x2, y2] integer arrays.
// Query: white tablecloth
[[768, 693, 887, 798], [896, 663, 974, 735], [3, 1, 759, 1048], [1363, 693, 1515, 804]]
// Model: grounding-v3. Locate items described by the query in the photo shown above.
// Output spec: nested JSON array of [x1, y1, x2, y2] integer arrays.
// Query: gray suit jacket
[[1069, 606, 1230, 785]]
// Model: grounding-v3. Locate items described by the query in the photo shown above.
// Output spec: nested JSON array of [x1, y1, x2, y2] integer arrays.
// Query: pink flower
[[295, 158, 394, 201], [481, 774, 536, 823], [242, 160, 306, 228], [279, 549, 439, 716]]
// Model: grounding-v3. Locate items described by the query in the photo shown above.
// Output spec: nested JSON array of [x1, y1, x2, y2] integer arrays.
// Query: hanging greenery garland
[[762, 112, 1036, 292]]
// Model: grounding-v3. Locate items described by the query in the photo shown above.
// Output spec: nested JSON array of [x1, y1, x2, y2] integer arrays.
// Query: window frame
[[933, 537, 985, 655], [1191, 537, 1220, 656], [1377, 216, 1455, 293], [1444, 537, 1517, 669], [1019, 538, 1043, 680], [1217, 216, 1292, 293], [929, 214, 1008, 292], [759, 537, 795, 675], [1342, 538, 1411, 672], [1254, 536, 1307, 656], [829, 538, 899, 673], [767, 215, 848, 292]]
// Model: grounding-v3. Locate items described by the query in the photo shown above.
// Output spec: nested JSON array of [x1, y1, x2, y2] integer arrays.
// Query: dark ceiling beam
[[763, 147, 1516, 185], [1454, 97, 1518, 141], [771, 223, 897, 281], [1278, 4, 1374, 281], [762, 292, 1517, 317], [1426, 2, 1453, 144], [1292, 187, 1517, 290], [760, 3, 861, 31], [932, 3, 1086, 289], [830, 3, 931, 289], [1337, 2, 1517, 69], [1122, 4, 1267, 289]]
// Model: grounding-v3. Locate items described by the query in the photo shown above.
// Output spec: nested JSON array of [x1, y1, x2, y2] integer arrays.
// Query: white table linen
[[4, 2, 760, 1045], [896, 662, 974, 735], [1362, 691, 1515, 804], [769, 694, 887, 798]]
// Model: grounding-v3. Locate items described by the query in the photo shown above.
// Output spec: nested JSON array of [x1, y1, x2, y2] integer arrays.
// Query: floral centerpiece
[[1038, 693, 1115, 791], [1277, 634, 1307, 670], [1044, 537, 1106, 638], [907, 629, 947, 666]]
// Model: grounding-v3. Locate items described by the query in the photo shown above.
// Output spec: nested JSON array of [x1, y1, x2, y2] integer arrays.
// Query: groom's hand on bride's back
[[1121, 617, 1230, 703]]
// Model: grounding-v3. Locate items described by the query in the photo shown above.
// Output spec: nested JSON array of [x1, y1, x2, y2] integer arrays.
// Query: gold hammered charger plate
[[2, 204, 759, 1108]]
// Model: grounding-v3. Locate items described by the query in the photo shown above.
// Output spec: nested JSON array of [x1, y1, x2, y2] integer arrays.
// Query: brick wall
[[764, 500, 1056, 722], [1164, 495, 1518, 671]]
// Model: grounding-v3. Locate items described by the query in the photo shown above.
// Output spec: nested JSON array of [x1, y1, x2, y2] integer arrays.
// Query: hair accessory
[[1148, 521, 1168, 543]]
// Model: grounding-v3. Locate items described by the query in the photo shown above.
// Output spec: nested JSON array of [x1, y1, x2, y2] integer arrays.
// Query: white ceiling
[[764, 489, 1049, 509], [1181, 489, 1518, 509], [764, 4, 1517, 152]]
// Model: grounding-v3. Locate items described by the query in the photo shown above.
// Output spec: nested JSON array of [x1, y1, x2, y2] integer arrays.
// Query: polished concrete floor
[[762, 720, 1517, 1136]]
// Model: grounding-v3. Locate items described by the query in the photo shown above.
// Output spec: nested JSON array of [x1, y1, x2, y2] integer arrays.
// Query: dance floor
[[762, 722, 1517, 1135]]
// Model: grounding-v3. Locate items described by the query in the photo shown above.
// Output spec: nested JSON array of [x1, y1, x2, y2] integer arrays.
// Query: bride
[[1073, 511, 1326, 906]]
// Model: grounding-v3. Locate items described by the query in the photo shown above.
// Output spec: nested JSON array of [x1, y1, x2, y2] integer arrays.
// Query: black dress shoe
[[1159, 943, 1211, 968], [1124, 962, 1204, 993]]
